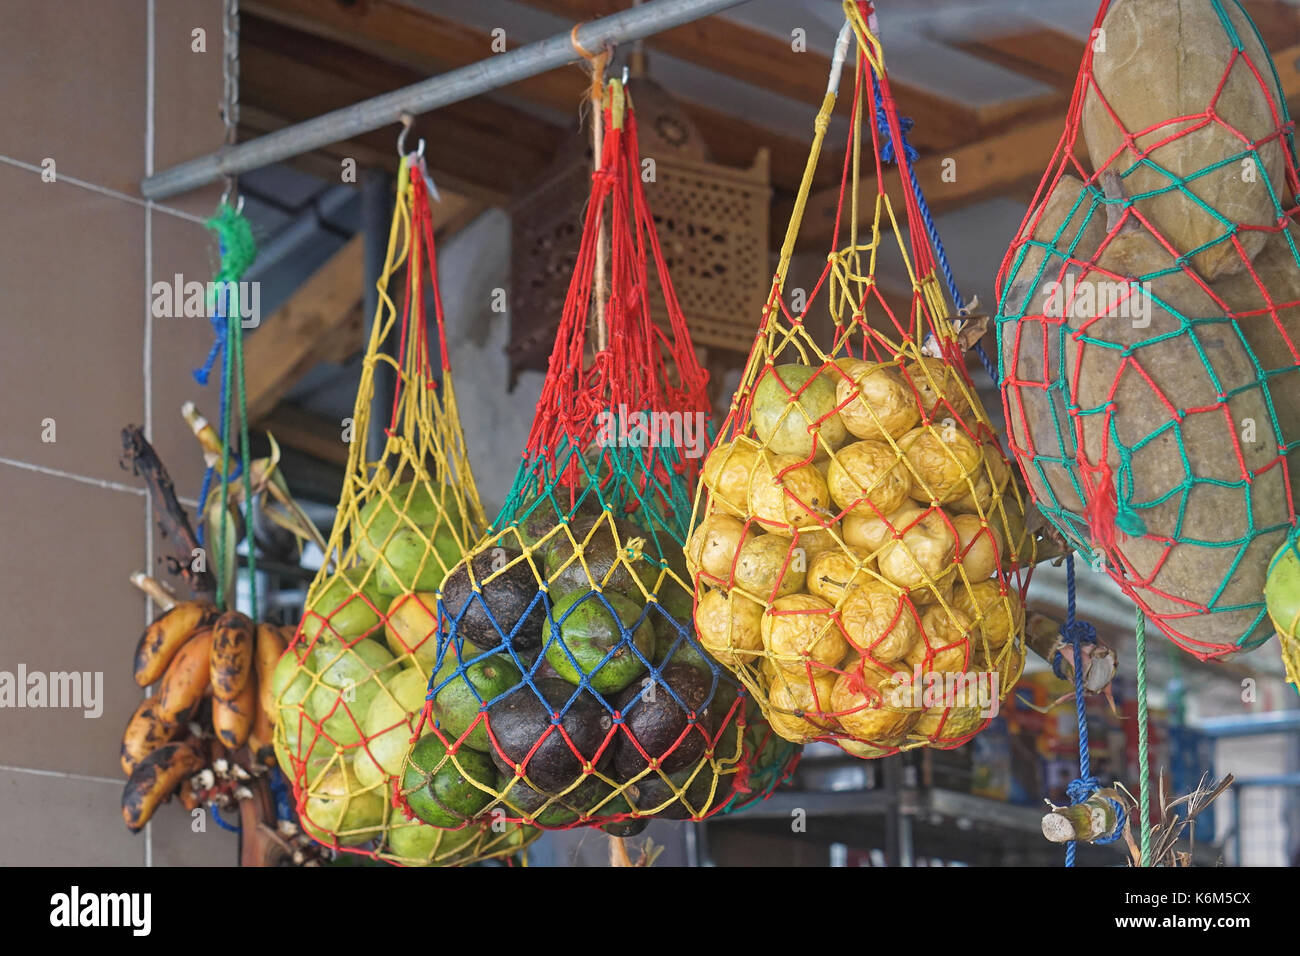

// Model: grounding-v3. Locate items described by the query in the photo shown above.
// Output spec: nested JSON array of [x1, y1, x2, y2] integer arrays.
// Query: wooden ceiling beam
[[244, 234, 365, 425], [257, 404, 351, 467]]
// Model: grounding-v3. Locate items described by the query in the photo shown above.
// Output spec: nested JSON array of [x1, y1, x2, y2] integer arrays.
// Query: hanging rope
[[1135, 607, 1152, 866], [1055, 552, 1125, 866]]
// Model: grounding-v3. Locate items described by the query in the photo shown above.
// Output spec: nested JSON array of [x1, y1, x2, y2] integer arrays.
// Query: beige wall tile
[[0, 768, 143, 866], [0, 0, 146, 194], [152, 0, 227, 218], [0, 467, 146, 777], [147, 794, 239, 867], [148, 209, 225, 503], [0, 164, 145, 485]]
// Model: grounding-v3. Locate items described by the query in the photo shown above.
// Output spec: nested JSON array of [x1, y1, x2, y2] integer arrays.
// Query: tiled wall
[[0, 0, 239, 865]]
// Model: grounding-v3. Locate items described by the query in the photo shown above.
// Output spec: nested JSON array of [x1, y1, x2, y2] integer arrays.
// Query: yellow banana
[[254, 622, 287, 719], [210, 610, 255, 702], [213, 673, 257, 750], [155, 628, 214, 721], [122, 741, 204, 832], [133, 601, 217, 687], [120, 696, 180, 776]]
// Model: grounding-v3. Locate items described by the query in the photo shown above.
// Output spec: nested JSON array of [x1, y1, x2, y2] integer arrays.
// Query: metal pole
[[140, 0, 751, 201], [361, 169, 395, 462]]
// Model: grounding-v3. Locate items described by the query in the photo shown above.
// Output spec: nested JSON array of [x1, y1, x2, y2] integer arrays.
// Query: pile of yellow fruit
[[688, 353, 1031, 755]]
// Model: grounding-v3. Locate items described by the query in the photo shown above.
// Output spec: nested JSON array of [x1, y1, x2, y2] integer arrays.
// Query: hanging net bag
[[997, 0, 1300, 662], [395, 80, 798, 833], [271, 155, 538, 865], [687, 2, 1034, 759]]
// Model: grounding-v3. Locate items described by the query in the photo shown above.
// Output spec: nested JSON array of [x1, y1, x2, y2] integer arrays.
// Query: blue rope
[[1057, 553, 1125, 865], [208, 800, 241, 833], [870, 68, 999, 386], [268, 767, 296, 823]]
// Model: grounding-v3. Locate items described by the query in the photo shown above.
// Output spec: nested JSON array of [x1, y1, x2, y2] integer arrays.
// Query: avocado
[[613, 662, 713, 778], [492, 775, 581, 827], [597, 791, 646, 837], [513, 494, 605, 554], [629, 763, 727, 820], [485, 677, 612, 792], [544, 515, 668, 597], [430, 651, 523, 752], [651, 612, 713, 675], [545, 590, 655, 694], [401, 733, 497, 828], [441, 548, 547, 652]]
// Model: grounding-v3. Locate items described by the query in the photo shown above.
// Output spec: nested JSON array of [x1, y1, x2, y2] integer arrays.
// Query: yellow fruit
[[301, 761, 387, 848], [950, 514, 1002, 582], [702, 437, 761, 518], [898, 425, 984, 505], [733, 534, 807, 601], [830, 667, 918, 740], [876, 510, 957, 593], [686, 514, 754, 584], [906, 606, 975, 674], [904, 356, 972, 421], [949, 441, 1014, 514], [839, 580, 921, 664], [952, 579, 1025, 648], [837, 738, 896, 759], [384, 592, 441, 674], [751, 363, 847, 458], [842, 504, 925, 556], [766, 672, 838, 743], [836, 362, 921, 441], [912, 706, 986, 743], [760, 594, 846, 675], [975, 639, 1025, 692], [806, 546, 875, 607], [748, 453, 832, 532], [793, 523, 843, 563], [694, 588, 764, 668], [991, 496, 1034, 569], [825, 439, 912, 523]]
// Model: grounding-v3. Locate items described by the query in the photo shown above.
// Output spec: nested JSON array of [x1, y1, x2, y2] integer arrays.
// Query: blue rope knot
[[1052, 619, 1097, 680], [873, 80, 918, 165], [1066, 775, 1127, 846]]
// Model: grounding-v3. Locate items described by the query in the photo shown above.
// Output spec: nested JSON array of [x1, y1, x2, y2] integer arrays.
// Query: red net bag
[[270, 157, 539, 864], [393, 80, 799, 833], [687, 2, 1035, 759], [996, 0, 1300, 660]]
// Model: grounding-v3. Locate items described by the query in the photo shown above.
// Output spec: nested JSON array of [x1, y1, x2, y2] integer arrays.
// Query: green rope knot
[[1115, 502, 1147, 537]]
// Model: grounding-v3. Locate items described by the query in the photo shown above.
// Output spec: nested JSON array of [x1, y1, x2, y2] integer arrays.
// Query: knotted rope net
[[686, 1, 1034, 759], [996, 0, 1300, 661], [394, 81, 798, 833], [272, 157, 538, 865]]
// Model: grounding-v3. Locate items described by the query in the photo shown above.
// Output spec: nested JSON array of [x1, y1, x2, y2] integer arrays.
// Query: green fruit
[[301, 762, 387, 847], [430, 651, 522, 752], [544, 516, 668, 598], [269, 652, 337, 783], [401, 733, 497, 828], [751, 363, 846, 457], [652, 613, 712, 675], [373, 524, 465, 596], [600, 792, 646, 837], [385, 804, 477, 863], [493, 776, 581, 827], [354, 483, 469, 596], [305, 637, 398, 748], [545, 591, 655, 694], [301, 568, 385, 643], [1265, 541, 1300, 687], [354, 667, 431, 788]]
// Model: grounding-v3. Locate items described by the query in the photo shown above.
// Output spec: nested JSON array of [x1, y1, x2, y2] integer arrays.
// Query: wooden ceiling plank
[[244, 234, 365, 425]]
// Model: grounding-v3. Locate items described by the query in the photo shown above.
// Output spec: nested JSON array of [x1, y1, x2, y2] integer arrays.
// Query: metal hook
[[397, 112, 425, 159]]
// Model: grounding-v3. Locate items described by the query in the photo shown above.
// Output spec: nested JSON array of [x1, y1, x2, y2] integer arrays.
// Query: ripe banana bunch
[[120, 580, 291, 833]]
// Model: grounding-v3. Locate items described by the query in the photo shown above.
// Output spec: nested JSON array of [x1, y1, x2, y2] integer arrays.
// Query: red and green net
[[393, 82, 799, 834], [996, 0, 1300, 661]]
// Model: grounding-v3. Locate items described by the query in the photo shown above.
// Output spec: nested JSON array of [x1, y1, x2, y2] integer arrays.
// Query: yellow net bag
[[686, 1, 1035, 758], [270, 155, 538, 864]]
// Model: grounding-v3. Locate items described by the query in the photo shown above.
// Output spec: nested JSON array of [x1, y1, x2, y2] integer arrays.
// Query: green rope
[[207, 201, 258, 618], [1135, 607, 1152, 866]]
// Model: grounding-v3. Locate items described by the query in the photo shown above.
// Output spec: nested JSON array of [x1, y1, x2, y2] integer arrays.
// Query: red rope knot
[[591, 166, 618, 188]]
